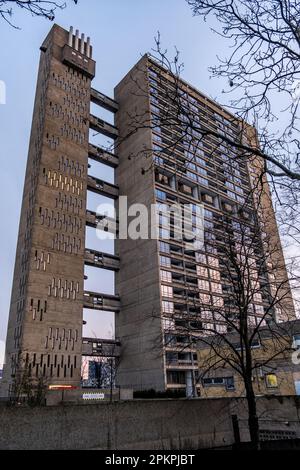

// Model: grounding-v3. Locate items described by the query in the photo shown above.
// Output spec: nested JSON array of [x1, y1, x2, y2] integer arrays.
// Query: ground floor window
[[265, 373, 278, 388]]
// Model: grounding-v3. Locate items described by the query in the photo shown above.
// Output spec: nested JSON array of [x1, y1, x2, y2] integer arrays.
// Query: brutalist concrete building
[[1, 25, 295, 397]]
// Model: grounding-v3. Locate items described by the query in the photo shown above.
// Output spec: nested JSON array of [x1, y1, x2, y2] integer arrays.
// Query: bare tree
[[0, 0, 78, 27], [160, 204, 299, 448], [10, 355, 48, 406], [184, 0, 300, 254], [186, 0, 300, 178]]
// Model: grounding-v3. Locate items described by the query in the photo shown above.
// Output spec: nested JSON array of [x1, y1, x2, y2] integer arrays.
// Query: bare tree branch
[[0, 0, 78, 27]]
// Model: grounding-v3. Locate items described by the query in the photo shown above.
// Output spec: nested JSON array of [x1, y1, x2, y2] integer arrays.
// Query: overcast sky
[[2, 0, 294, 368]]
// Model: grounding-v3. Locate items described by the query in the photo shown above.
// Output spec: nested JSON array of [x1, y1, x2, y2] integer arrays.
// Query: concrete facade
[[115, 60, 165, 391], [1, 25, 119, 395], [114, 56, 296, 394], [2, 25, 93, 393], [197, 320, 300, 398], [1, 25, 295, 398]]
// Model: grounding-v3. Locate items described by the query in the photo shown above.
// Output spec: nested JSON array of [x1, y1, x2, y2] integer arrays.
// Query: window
[[162, 317, 175, 330], [196, 156, 206, 166], [227, 190, 236, 200], [197, 265, 208, 277], [213, 312, 223, 321], [204, 220, 214, 230], [154, 155, 164, 166], [149, 69, 158, 78], [153, 133, 162, 143], [204, 209, 213, 219], [196, 252, 206, 264], [234, 339, 260, 350], [197, 166, 207, 176], [201, 310, 213, 321], [215, 323, 227, 334], [167, 371, 186, 384], [161, 285, 173, 298], [203, 377, 223, 386], [159, 241, 170, 253], [210, 269, 220, 281], [205, 231, 216, 241], [248, 316, 257, 326], [198, 176, 208, 186], [162, 301, 174, 313], [225, 181, 234, 190], [155, 189, 167, 201], [187, 171, 197, 181], [166, 352, 178, 364], [203, 376, 234, 390], [159, 227, 170, 239], [225, 377, 235, 390], [212, 296, 224, 307], [199, 293, 210, 304], [153, 143, 163, 152], [206, 244, 217, 254], [211, 282, 222, 294], [164, 334, 177, 346], [265, 373, 278, 388], [160, 256, 171, 267], [236, 195, 245, 204], [292, 335, 300, 350], [186, 161, 196, 171], [151, 105, 160, 114], [253, 292, 262, 303], [150, 86, 158, 95], [208, 256, 219, 268], [150, 95, 159, 105], [198, 279, 209, 291], [160, 270, 172, 283], [202, 322, 214, 333]]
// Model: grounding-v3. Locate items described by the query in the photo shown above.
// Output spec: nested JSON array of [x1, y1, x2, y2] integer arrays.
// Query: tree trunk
[[244, 377, 260, 449]]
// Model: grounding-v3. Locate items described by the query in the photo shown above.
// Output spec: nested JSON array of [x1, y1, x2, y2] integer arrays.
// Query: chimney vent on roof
[[74, 29, 79, 50], [68, 26, 73, 47]]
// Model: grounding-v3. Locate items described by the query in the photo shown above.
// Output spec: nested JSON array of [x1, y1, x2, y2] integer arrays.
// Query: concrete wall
[[114, 57, 165, 391], [0, 396, 299, 450]]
